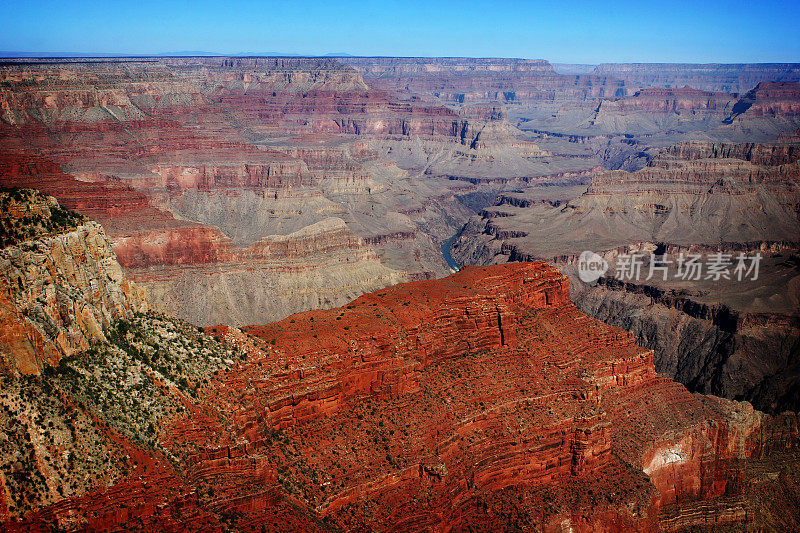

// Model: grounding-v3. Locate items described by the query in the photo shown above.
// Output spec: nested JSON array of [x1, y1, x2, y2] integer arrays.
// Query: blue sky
[[2, 0, 799, 63]]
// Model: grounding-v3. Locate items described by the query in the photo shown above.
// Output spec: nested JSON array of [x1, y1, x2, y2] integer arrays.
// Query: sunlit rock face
[[1, 51, 799, 532], [0, 190, 147, 375], [3, 263, 797, 531], [3, 58, 800, 326]]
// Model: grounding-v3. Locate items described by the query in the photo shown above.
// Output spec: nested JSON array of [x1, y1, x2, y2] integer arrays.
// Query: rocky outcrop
[[0, 312, 244, 524], [0, 192, 147, 374], [726, 81, 800, 122], [234, 262, 570, 430], [4, 262, 796, 531], [0, 187, 85, 248], [452, 139, 800, 415], [610, 87, 735, 113], [662, 138, 800, 164]]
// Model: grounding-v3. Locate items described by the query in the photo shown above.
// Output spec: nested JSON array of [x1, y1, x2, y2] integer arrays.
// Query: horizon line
[[1, 53, 800, 66]]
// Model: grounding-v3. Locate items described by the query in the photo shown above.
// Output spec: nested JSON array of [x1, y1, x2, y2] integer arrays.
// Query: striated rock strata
[[120, 218, 407, 326], [0, 190, 147, 374], [343, 57, 627, 104], [452, 139, 800, 414], [591, 63, 800, 94], [3, 263, 797, 531], [0, 57, 564, 324], [453, 139, 800, 263]]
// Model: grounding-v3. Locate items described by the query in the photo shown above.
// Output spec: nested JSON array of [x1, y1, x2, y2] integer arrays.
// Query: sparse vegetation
[[0, 312, 239, 517], [47, 312, 237, 448], [0, 188, 86, 248]]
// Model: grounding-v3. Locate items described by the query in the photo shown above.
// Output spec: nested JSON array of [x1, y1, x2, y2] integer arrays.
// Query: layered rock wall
[[0, 57, 532, 324], [0, 193, 147, 374], [592, 63, 800, 93], [2, 263, 798, 531], [344, 57, 628, 103]]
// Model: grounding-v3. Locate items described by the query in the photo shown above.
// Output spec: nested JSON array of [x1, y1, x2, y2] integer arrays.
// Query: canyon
[[0, 189, 148, 375], [2, 230, 798, 530], [1, 56, 800, 531], [0, 57, 567, 326], [3, 57, 799, 328], [453, 137, 800, 414]]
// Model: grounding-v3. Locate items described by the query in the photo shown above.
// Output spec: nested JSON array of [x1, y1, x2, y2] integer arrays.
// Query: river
[[441, 232, 461, 271]]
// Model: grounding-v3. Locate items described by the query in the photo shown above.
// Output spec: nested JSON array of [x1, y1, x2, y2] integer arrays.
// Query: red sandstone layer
[[3, 263, 798, 530], [611, 87, 735, 113]]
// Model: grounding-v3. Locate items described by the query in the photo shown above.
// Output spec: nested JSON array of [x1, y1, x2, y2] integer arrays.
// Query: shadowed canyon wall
[[453, 138, 800, 414]]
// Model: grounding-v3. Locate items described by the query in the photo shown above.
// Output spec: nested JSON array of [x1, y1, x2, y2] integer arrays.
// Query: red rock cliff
[[5, 263, 799, 531]]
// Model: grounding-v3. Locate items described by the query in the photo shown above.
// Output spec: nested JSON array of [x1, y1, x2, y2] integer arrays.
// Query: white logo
[[577, 250, 608, 283]]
